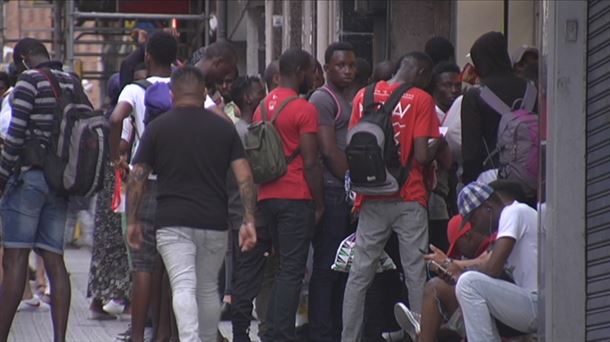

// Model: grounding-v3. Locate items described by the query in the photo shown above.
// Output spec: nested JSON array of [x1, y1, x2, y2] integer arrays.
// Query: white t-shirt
[[0, 89, 13, 139], [117, 76, 171, 147], [496, 201, 538, 292], [444, 95, 463, 164]]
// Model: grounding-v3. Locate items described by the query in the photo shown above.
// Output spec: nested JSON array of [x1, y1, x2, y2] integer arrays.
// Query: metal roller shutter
[[586, 1, 610, 341]]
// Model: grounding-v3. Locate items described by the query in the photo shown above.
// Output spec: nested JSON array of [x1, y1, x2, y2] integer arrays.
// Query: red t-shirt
[[350, 81, 440, 207], [253, 87, 319, 201]]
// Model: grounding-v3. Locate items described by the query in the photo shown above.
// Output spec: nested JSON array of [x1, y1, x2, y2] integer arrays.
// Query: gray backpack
[[243, 96, 299, 184], [481, 81, 539, 197]]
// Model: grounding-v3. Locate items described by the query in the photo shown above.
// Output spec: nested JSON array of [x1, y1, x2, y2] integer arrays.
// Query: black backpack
[[22, 69, 107, 197], [346, 82, 412, 195]]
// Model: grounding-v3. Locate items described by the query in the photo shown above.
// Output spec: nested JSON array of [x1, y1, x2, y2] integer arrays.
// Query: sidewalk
[[7, 247, 260, 342]]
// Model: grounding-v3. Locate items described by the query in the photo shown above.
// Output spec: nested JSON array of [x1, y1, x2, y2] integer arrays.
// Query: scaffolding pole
[[65, 0, 75, 72]]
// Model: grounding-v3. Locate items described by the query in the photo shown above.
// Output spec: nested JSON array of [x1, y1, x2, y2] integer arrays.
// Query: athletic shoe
[[381, 329, 405, 341], [394, 302, 420, 342], [17, 297, 40, 311], [103, 299, 126, 316]]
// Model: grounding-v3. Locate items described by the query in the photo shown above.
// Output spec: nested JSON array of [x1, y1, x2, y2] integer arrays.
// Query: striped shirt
[[0, 64, 85, 182]]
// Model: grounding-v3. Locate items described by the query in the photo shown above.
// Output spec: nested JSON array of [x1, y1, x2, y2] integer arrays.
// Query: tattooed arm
[[231, 158, 257, 251], [126, 163, 151, 249]]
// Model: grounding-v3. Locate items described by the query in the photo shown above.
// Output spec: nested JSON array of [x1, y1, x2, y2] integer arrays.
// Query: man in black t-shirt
[[127, 66, 257, 342]]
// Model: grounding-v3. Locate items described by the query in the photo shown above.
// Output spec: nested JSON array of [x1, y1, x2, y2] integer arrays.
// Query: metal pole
[[265, 0, 273, 66], [204, 0, 210, 46], [65, 0, 75, 72], [73, 11, 207, 21], [53, 0, 63, 61], [217, 0, 227, 40], [0, 1, 4, 64]]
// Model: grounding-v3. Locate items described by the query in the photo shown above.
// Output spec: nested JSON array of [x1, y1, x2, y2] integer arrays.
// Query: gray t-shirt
[[309, 83, 352, 188]]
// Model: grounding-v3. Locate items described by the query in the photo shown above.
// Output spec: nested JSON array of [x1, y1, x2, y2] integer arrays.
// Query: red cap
[[446, 215, 473, 258]]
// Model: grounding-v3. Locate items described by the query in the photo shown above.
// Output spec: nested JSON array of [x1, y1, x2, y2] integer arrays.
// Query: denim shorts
[[0, 170, 68, 254]]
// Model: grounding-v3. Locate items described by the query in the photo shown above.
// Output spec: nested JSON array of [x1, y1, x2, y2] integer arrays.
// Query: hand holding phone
[[428, 260, 456, 285]]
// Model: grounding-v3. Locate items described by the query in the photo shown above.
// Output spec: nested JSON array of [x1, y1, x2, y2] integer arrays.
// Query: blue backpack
[[133, 80, 172, 126]]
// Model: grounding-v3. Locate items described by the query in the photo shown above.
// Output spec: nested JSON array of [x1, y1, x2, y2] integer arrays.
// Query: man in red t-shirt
[[342, 52, 441, 342], [251, 48, 324, 342]]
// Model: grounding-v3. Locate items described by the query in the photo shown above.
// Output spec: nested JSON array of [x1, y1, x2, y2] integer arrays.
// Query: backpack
[[481, 81, 539, 197], [243, 96, 299, 184], [25, 69, 107, 197], [346, 82, 412, 195], [133, 79, 172, 128]]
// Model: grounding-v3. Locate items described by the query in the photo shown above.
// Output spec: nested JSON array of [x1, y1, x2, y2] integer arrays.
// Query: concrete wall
[[538, 0, 587, 340], [455, 0, 537, 68], [454, 0, 504, 67], [388, 0, 452, 62]]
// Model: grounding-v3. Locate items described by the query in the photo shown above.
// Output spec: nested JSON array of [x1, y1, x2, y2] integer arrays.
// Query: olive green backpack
[[244, 96, 299, 184]]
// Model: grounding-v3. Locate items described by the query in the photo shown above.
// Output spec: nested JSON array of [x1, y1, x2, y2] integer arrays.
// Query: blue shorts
[[1, 170, 68, 254]]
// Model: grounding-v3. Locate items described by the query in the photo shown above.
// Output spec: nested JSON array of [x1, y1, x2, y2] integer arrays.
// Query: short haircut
[[324, 42, 355, 64], [431, 61, 461, 88], [372, 60, 396, 82], [279, 48, 312, 76], [399, 51, 433, 74], [354, 57, 372, 86], [263, 60, 279, 89], [13, 38, 49, 65], [135, 62, 147, 71], [201, 41, 237, 63], [424, 36, 455, 66], [146, 31, 178, 66], [230, 75, 262, 108], [170, 66, 205, 95], [489, 180, 527, 203]]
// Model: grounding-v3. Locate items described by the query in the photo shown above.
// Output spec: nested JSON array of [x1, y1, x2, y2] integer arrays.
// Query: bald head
[[372, 60, 396, 82]]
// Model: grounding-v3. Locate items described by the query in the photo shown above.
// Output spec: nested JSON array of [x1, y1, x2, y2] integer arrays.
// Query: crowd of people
[[0, 25, 541, 342]]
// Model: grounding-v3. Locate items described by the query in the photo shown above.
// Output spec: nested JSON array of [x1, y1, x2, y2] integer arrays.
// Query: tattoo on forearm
[[127, 163, 151, 223], [238, 178, 257, 221]]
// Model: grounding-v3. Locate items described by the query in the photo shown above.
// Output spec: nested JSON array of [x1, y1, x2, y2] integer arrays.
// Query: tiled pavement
[[7, 248, 260, 342]]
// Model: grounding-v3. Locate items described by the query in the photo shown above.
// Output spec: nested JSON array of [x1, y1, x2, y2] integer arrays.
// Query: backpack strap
[[319, 85, 342, 121], [133, 79, 152, 90], [381, 82, 412, 115], [38, 68, 61, 99], [362, 82, 377, 114], [270, 96, 299, 123], [521, 81, 537, 112], [479, 86, 512, 115]]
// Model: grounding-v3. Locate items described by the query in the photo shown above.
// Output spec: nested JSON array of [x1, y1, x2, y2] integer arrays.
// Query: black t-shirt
[[133, 106, 246, 230]]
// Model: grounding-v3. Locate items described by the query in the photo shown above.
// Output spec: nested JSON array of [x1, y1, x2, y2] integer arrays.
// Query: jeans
[[0, 170, 68, 254], [231, 223, 273, 342], [455, 271, 537, 342], [342, 200, 428, 342], [156, 227, 228, 342], [309, 187, 353, 342], [260, 199, 314, 342]]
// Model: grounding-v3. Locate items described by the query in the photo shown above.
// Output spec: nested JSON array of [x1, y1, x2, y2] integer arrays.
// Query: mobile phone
[[427, 260, 455, 285]]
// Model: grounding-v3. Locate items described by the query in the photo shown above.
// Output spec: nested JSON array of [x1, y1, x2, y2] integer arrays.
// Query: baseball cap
[[458, 181, 494, 218], [510, 45, 538, 66], [446, 215, 473, 258]]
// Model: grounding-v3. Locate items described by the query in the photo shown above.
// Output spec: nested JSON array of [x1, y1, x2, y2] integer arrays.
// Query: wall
[[507, 0, 536, 54], [539, 0, 587, 340], [454, 0, 504, 67], [388, 0, 452, 62]]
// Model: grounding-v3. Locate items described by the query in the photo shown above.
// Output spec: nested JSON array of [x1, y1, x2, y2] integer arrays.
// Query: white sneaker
[[394, 302, 420, 341], [382, 329, 405, 341], [17, 297, 48, 312], [103, 299, 125, 316]]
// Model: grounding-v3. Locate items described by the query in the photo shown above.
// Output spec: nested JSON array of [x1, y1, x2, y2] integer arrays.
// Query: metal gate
[[586, 0, 610, 340]]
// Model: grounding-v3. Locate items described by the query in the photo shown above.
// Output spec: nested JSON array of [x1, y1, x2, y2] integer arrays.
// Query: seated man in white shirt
[[441, 182, 538, 342]]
